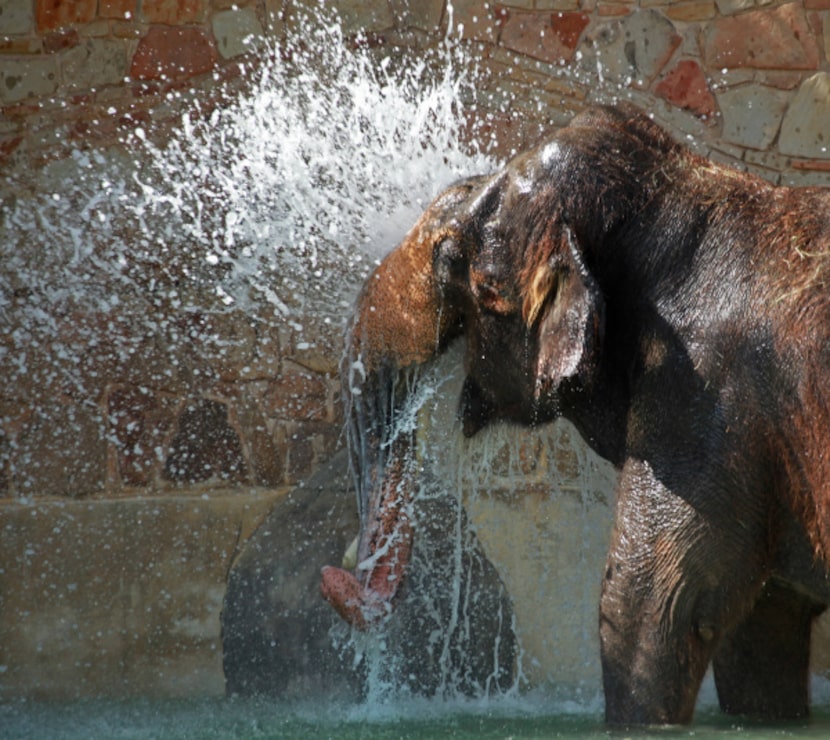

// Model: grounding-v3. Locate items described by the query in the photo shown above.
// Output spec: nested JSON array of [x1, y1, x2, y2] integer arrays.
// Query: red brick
[[43, 29, 80, 53], [36, 0, 96, 32], [552, 12, 590, 51], [704, 3, 820, 71], [100, 0, 138, 19], [141, 0, 204, 24], [655, 59, 716, 119], [130, 26, 218, 81], [805, 0, 830, 9]]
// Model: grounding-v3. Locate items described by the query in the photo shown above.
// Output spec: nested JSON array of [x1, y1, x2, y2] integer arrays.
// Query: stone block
[[163, 398, 247, 484], [448, 0, 500, 42], [264, 369, 329, 422], [62, 39, 129, 91], [100, 0, 137, 19], [10, 400, 108, 498], [665, 1, 716, 22], [212, 7, 264, 60], [579, 9, 681, 89], [0, 489, 282, 699], [704, 3, 820, 71], [0, 0, 33, 34], [327, 0, 394, 35], [389, 0, 445, 31], [824, 12, 830, 63], [500, 8, 589, 64], [130, 26, 218, 81], [141, 0, 204, 24], [715, 0, 754, 14], [779, 72, 830, 159], [655, 59, 716, 119], [107, 385, 180, 487], [36, 0, 96, 32], [717, 84, 791, 151], [0, 57, 59, 103]]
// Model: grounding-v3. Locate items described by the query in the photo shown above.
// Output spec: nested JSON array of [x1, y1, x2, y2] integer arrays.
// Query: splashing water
[[0, 18, 495, 410]]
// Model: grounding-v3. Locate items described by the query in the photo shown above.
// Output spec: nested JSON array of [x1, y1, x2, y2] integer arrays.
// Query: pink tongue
[[319, 566, 389, 630]]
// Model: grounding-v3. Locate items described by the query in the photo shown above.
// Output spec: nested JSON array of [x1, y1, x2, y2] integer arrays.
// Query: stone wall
[[2, 0, 830, 702]]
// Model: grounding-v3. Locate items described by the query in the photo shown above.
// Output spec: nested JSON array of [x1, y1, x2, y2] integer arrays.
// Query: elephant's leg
[[599, 458, 769, 726], [713, 579, 824, 720]]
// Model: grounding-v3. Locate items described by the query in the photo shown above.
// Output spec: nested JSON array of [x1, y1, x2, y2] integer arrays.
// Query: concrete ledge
[[0, 488, 287, 700]]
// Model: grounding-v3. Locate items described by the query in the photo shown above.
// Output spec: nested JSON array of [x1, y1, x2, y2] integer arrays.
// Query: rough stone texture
[[222, 450, 516, 700], [500, 9, 579, 64], [0, 56, 59, 103], [212, 7, 264, 60], [580, 9, 681, 89], [0, 488, 281, 699], [62, 39, 128, 91], [704, 3, 820, 71], [655, 59, 716, 118], [779, 72, 830, 158], [0, 0, 34, 34], [36, 0, 97, 32], [141, 0, 205, 25], [718, 83, 791, 150], [130, 26, 218, 81]]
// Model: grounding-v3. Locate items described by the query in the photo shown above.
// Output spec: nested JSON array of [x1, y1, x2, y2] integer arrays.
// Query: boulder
[[221, 449, 516, 699]]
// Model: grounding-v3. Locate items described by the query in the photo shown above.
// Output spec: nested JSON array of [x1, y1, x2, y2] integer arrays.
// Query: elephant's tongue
[[320, 466, 413, 630], [320, 524, 412, 629]]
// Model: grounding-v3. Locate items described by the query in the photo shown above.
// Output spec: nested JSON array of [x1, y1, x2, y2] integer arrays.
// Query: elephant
[[320, 104, 830, 725]]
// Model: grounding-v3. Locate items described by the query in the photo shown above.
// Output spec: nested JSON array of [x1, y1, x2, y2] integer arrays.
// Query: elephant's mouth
[[460, 374, 545, 435], [460, 375, 495, 437]]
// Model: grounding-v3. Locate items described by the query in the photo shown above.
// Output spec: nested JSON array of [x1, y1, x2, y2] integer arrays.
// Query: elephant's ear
[[526, 224, 605, 397]]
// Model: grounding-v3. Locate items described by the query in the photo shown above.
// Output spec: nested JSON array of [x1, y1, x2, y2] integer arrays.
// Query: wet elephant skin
[[321, 104, 830, 726]]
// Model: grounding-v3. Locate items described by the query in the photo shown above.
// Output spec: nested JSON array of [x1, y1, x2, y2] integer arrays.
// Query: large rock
[[221, 449, 516, 700]]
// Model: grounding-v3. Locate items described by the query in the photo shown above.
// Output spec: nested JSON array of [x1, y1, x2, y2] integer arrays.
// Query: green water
[[3, 696, 830, 739]]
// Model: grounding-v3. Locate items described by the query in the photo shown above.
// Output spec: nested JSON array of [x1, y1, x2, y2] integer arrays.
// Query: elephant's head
[[320, 123, 607, 629]]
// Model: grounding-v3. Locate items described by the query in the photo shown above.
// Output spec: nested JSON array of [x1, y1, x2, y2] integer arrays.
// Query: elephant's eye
[[477, 281, 512, 316]]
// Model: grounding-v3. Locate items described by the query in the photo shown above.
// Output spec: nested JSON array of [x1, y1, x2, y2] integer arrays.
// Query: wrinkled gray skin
[[323, 104, 830, 726]]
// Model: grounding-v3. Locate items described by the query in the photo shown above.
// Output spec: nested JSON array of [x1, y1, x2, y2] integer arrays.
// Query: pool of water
[[3, 696, 830, 739]]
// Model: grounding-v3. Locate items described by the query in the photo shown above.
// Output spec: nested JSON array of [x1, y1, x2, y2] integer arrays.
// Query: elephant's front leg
[[713, 579, 824, 720], [599, 458, 768, 726]]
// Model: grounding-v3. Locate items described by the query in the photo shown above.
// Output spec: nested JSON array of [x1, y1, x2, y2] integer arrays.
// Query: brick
[[163, 398, 247, 484], [130, 26, 218, 81], [665, 1, 716, 22], [36, 0, 96, 32], [99, 0, 137, 19], [43, 28, 79, 53], [805, 0, 830, 9], [0, 0, 34, 34], [655, 59, 716, 119], [704, 3, 820, 71], [141, 0, 204, 24], [552, 11, 590, 50], [389, 0, 445, 31]]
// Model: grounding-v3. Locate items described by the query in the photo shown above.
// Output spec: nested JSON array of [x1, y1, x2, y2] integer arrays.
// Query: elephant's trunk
[[320, 187, 470, 629]]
